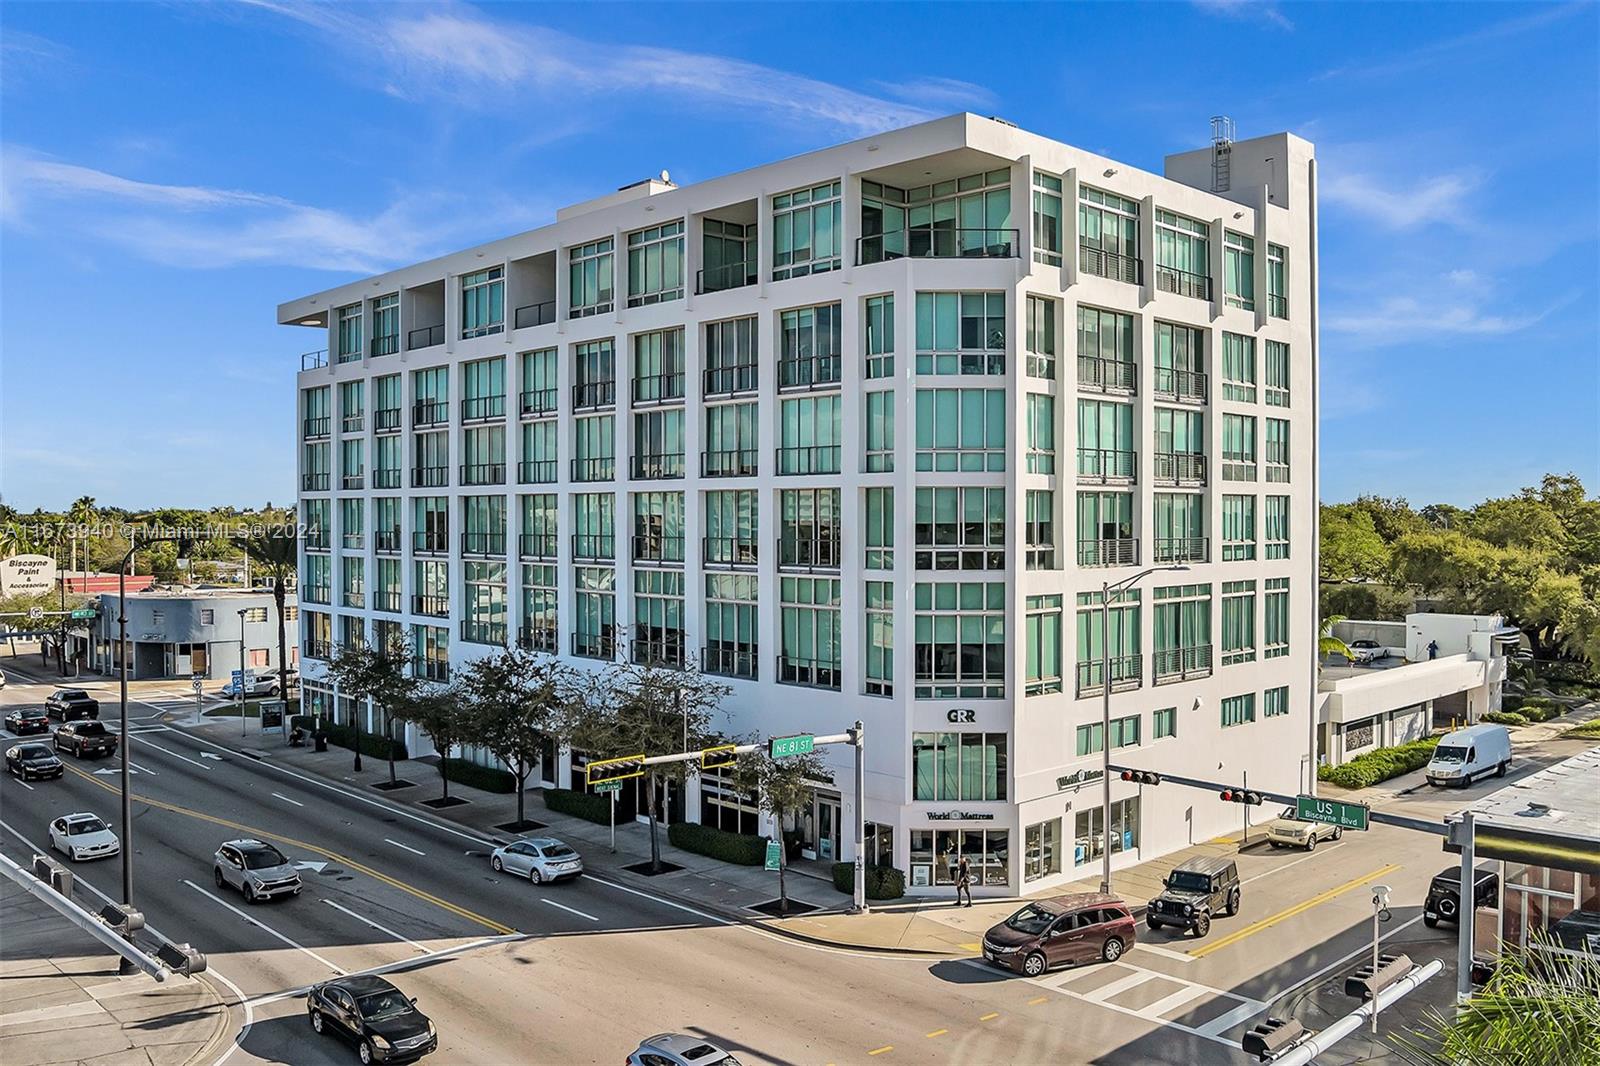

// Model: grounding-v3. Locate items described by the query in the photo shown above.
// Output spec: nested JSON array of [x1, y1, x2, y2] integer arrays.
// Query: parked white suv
[[213, 839, 302, 901], [1347, 639, 1388, 665]]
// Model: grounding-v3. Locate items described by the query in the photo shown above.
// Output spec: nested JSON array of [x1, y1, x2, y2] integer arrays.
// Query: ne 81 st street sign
[[1297, 794, 1370, 831], [768, 734, 815, 759]]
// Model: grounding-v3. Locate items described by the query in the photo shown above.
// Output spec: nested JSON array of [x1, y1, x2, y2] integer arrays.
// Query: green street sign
[[1297, 794, 1370, 831], [764, 840, 782, 871], [69, 608, 97, 620], [593, 780, 623, 795], [768, 734, 815, 759]]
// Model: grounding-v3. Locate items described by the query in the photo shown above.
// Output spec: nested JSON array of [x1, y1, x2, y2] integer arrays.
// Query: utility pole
[[236, 609, 248, 737], [850, 719, 866, 915], [1456, 811, 1476, 1005]]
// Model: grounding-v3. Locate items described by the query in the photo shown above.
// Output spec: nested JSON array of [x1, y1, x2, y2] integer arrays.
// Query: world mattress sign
[[0, 554, 57, 597]]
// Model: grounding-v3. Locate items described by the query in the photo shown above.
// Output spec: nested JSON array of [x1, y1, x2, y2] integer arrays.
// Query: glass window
[[1152, 492, 1205, 563], [1075, 588, 1141, 695], [865, 391, 894, 473], [779, 576, 841, 689], [1025, 594, 1062, 696], [772, 180, 842, 280], [1155, 209, 1210, 298], [520, 494, 558, 559], [574, 566, 616, 658], [1154, 321, 1206, 402], [779, 488, 840, 569], [626, 221, 684, 307], [1264, 341, 1290, 406], [1079, 186, 1140, 283], [462, 561, 507, 645], [914, 582, 1006, 699], [1076, 491, 1135, 567], [703, 489, 756, 566], [1077, 306, 1136, 393], [632, 491, 685, 563], [704, 572, 757, 679], [1265, 577, 1289, 660], [371, 293, 399, 356], [1222, 495, 1257, 561], [461, 267, 505, 338], [864, 486, 894, 570], [1265, 495, 1290, 559], [701, 217, 755, 294], [911, 731, 1007, 801], [462, 356, 506, 420], [704, 316, 758, 396], [573, 415, 615, 482], [568, 239, 614, 318], [632, 328, 685, 404], [632, 568, 685, 667], [1222, 692, 1256, 728], [778, 394, 842, 475], [1222, 333, 1257, 403], [704, 401, 758, 478], [864, 294, 895, 379], [1025, 294, 1057, 380], [864, 580, 894, 697], [1025, 489, 1055, 570], [915, 487, 1004, 572], [1153, 582, 1213, 683], [1224, 231, 1255, 310], [1222, 580, 1257, 666], [915, 292, 1005, 375], [1077, 399, 1135, 481], [1264, 685, 1290, 717], [1109, 713, 1140, 749], [572, 493, 615, 560], [633, 408, 685, 479], [915, 388, 1006, 472], [778, 303, 842, 389], [336, 303, 363, 362], [1026, 394, 1055, 474], [1222, 414, 1257, 481], [1033, 172, 1063, 267], [1267, 242, 1288, 318], [1265, 418, 1290, 482], [520, 419, 557, 484], [1024, 818, 1061, 883], [1153, 706, 1177, 739]]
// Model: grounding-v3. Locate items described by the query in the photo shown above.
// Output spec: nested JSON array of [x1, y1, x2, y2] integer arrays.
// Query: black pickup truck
[[54, 720, 118, 758]]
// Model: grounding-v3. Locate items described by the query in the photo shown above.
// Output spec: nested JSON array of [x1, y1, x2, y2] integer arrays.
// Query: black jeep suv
[[1147, 856, 1240, 938], [1424, 864, 1498, 928]]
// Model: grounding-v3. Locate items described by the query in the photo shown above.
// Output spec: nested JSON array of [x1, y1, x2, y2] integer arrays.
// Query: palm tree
[[1319, 613, 1354, 668], [241, 525, 297, 705]]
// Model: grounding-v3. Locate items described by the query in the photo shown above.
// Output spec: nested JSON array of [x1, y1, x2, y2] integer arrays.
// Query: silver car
[[214, 838, 302, 901], [628, 1034, 743, 1066], [489, 836, 583, 884]]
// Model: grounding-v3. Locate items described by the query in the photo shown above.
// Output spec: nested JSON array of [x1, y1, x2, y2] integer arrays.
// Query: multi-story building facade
[[280, 113, 1317, 896]]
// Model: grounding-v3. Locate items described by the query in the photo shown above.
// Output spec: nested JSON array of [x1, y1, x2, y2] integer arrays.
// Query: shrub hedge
[[542, 787, 613, 826], [1482, 711, 1528, 727], [1318, 735, 1441, 790], [292, 715, 407, 760], [831, 863, 906, 900], [440, 758, 516, 794], [667, 822, 769, 866]]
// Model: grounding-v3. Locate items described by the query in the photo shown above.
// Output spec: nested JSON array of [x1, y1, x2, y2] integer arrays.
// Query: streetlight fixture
[[236, 609, 249, 737], [1099, 564, 1188, 896]]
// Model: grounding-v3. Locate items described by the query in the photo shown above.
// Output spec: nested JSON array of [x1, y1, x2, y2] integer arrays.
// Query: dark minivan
[[982, 893, 1136, 977]]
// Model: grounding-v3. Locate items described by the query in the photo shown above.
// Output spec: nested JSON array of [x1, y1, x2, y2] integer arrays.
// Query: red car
[[981, 893, 1137, 976]]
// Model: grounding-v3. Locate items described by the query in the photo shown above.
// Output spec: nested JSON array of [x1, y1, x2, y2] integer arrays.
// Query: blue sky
[[2, 0, 1595, 511]]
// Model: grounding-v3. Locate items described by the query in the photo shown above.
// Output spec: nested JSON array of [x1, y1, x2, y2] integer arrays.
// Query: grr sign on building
[[0, 555, 57, 597]]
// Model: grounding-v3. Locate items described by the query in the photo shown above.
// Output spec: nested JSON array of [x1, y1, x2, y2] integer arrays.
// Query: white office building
[[280, 113, 1318, 896]]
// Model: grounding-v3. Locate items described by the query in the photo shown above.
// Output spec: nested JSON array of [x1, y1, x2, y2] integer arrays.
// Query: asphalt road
[[4, 662, 1582, 1065]]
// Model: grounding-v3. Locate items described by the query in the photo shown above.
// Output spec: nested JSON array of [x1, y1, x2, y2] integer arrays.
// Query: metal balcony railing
[[1078, 246, 1142, 285], [412, 466, 448, 488], [696, 261, 757, 294], [520, 389, 558, 417], [519, 533, 557, 560], [518, 624, 558, 653], [1153, 536, 1209, 564], [1153, 645, 1213, 684], [702, 644, 757, 680], [856, 227, 1020, 264], [462, 396, 506, 421], [302, 585, 331, 605], [776, 445, 841, 476], [571, 534, 614, 561], [778, 534, 841, 570], [1154, 452, 1207, 486], [704, 364, 758, 397], [375, 407, 403, 432], [413, 657, 451, 682], [373, 590, 401, 613], [1154, 367, 1208, 404], [1077, 538, 1140, 568], [631, 535, 684, 564], [303, 417, 331, 439], [341, 414, 365, 433], [1155, 265, 1212, 301], [703, 536, 758, 567], [413, 401, 449, 427], [518, 460, 557, 484], [571, 457, 614, 482], [303, 638, 332, 660], [407, 324, 444, 350], [301, 349, 329, 371], [461, 532, 506, 556], [374, 531, 402, 554], [702, 449, 758, 478], [632, 629, 685, 669], [460, 620, 508, 646], [514, 301, 556, 330], [301, 473, 329, 492], [303, 532, 330, 551], [632, 372, 685, 405], [1075, 655, 1143, 697], [777, 654, 841, 690], [572, 380, 615, 410], [1076, 448, 1137, 483], [777, 355, 842, 390], [372, 469, 401, 489], [1077, 356, 1137, 394], [412, 531, 448, 555], [630, 453, 684, 480], [460, 462, 506, 486], [572, 628, 616, 661], [370, 334, 399, 358], [412, 594, 449, 618]]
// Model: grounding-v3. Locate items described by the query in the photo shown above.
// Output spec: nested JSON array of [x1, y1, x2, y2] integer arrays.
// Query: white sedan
[[220, 675, 282, 699], [50, 813, 120, 862], [1347, 639, 1388, 665], [489, 837, 584, 884]]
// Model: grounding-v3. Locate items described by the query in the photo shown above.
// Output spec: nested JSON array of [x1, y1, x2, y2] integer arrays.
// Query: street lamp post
[[236, 609, 249, 737], [1099, 564, 1188, 896]]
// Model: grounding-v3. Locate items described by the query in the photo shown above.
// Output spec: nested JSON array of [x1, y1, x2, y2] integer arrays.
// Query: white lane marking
[[271, 793, 305, 807], [239, 934, 524, 1009], [12, 779, 35, 792], [1130, 941, 1196, 964], [129, 761, 158, 775], [1240, 842, 1343, 887], [322, 899, 430, 953], [182, 879, 346, 975], [584, 874, 732, 925], [385, 838, 424, 856], [1082, 969, 1159, 1003], [0, 818, 254, 1066], [1259, 913, 1426, 1006], [1198, 998, 1274, 1038], [1143, 982, 1214, 1019], [541, 898, 599, 922], [133, 738, 211, 770]]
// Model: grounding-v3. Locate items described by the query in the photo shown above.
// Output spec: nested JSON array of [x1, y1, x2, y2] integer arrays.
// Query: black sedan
[[5, 708, 51, 735], [307, 975, 436, 1063], [6, 743, 64, 780], [45, 689, 99, 721]]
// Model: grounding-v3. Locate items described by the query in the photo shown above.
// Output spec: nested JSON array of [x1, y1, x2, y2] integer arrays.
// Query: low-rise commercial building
[[87, 588, 299, 681]]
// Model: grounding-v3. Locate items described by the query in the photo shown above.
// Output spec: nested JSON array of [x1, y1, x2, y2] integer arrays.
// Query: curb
[[189, 972, 239, 1066]]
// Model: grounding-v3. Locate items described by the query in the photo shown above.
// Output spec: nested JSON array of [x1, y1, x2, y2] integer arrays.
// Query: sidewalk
[[0, 880, 232, 1066], [192, 719, 1254, 958]]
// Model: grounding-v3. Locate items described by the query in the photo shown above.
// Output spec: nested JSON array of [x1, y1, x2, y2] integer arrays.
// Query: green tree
[[323, 634, 415, 780], [458, 647, 568, 829], [1318, 614, 1353, 666], [396, 683, 471, 802], [1400, 941, 1600, 1065], [1320, 506, 1390, 584], [241, 525, 298, 705], [732, 746, 833, 916]]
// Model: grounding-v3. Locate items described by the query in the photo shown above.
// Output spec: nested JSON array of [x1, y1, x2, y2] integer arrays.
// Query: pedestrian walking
[[955, 856, 973, 907]]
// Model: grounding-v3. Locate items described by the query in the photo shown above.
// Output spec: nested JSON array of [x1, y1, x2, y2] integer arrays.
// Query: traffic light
[[1220, 788, 1264, 805], [1241, 1016, 1305, 1060], [99, 903, 145, 936], [1344, 952, 1413, 1001], [1121, 770, 1161, 785], [156, 941, 208, 977]]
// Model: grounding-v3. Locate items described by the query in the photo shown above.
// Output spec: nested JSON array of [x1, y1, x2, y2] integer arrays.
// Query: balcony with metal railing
[[572, 627, 616, 661], [340, 474, 365, 490], [303, 638, 332, 661], [519, 533, 557, 560], [776, 445, 841, 476], [413, 401, 449, 427], [461, 532, 506, 557], [703, 536, 758, 567], [632, 628, 685, 669], [1155, 265, 1211, 300], [518, 459, 557, 485], [375, 407, 403, 432], [514, 300, 556, 330], [373, 590, 401, 613], [412, 466, 448, 488], [572, 379, 616, 410], [413, 657, 451, 682], [301, 349, 329, 371], [407, 324, 444, 351], [373, 469, 401, 489], [411, 594, 449, 618], [461, 619, 508, 646], [856, 228, 1019, 264], [520, 389, 558, 418], [1076, 448, 1137, 484], [302, 584, 331, 605], [632, 372, 685, 406], [778, 654, 841, 690], [371, 334, 399, 358], [1153, 645, 1213, 684], [301, 472, 329, 492], [1154, 367, 1208, 404], [702, 644, 757, 680], [460, 462, 506, 486], [462, 396, 506, 422], [1077, 356, 1137, 395], [778, 533, 841, 570], [696, 260, 757, 295], [1075, 655, 1143, 697], [571, 457, 614, 483], [303, 530, 330, 551], [777, 355, 841, 391], [518, 624, 558, 653], [630, 453, 684, 480], [341, 413, 365, 434], [1077, 538, 1140, 568], [631, 534, 684, 565], [1154, 537, 1208, 564], [702, 449, 758, 478], [571, 534, 615, 561], [1078, 246, 1142, 285], [303, 417, 331, 440], [704, 364, 758, 398], [374, 530, 402, 554], [1153, 452, 1207, 487], [412, 531, 448, 555]]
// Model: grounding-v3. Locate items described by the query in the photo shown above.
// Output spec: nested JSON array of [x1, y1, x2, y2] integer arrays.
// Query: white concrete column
[[1208, 218, 1226, 324], [1062, 167, 1079, 291], [1138, 195, 1157, 308]]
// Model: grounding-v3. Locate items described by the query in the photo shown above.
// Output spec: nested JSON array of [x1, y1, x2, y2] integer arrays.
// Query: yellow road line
[[1027, 996, 1048, 1006], [868, 1046, 894, 1056], [62, 763, 515, 935], [979, 1011, 1000, 1022], [960, 941, 980, 951], [1188, 863, 1402, 959], [925, 1029, 947, 1038]]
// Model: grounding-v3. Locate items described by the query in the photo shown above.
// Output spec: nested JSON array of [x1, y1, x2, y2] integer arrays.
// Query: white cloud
[[1192, 0, 1294, 31], [1, 148, 545, 273], [1320, 169, 1480, 230], [1324, 295, 1548, 341], [241, 1, 954, 136]]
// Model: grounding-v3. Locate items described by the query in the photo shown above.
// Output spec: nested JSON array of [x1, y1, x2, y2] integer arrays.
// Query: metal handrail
[[696, 261, 757, 294], [1153, 537, 1209, 563], [407, 324, 444, 350], [1075, 655, 1143, 696], [518, 460, 557, 484], [702, 449, 758, 477], [1077, 356, 1138, 394], [460, 462, 506, 486], [777, 355, 842, 390], [631, 535, 685, 564], [571, 457, 615, 482], [520, 389, 559, 417], [778, 534, 841, 570], [777, 654, 841, 690], [1153, 367, 1208, 403], [572, 380, 616, 409], [301, 349, 329, 371], [518, 624, 558, 653], [1078, 246, 1142, 285], [704, 364, 758, 397], [461, 533, 507, 556], [776, 445, 841, 476], [1077, 538, 1140, 568], [462, 396, 506, 421], [411, 465, 448, 488], [413, 401, 449, 426], [571, 534, 615, 561], [703, 536, 759, 566], [514, 301, 556, 330], [1153, 645, 1213, 682], [519, 534, 558, 559], [302, 417, 331, 438], [411, 595, 450, 617], [702, 644, 757, 679], [374, 408, 403, 431], [856, 227, 1020, 264], [631, 372, 685, 405], [1155, 265, 1212, 300], [1153, 452, 1207, 485], [1076, 448, 1137, 483]]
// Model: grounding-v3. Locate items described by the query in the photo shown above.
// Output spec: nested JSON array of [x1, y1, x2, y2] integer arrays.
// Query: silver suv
[[213, 838, 302, 902]]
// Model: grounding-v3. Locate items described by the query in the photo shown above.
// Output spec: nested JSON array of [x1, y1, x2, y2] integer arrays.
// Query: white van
[[1425, 724, 1512, 788]]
